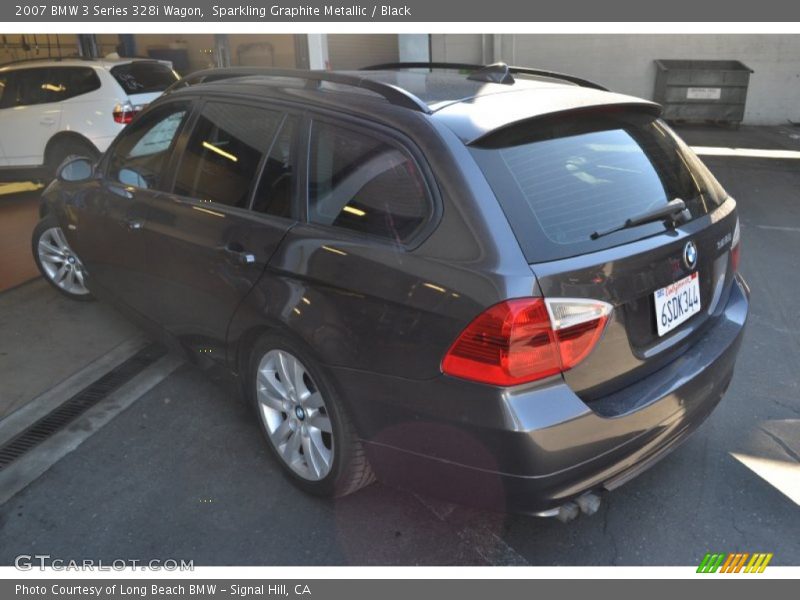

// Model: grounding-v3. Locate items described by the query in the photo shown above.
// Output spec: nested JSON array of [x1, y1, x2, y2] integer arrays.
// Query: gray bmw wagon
[[33, 63, 749, 517]]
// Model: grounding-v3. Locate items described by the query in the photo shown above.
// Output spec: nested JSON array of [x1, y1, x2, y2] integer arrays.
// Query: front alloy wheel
[[32, 217, 92, 300]]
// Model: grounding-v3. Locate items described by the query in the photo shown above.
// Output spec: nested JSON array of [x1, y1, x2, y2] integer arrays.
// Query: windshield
[[470, 111, 726, 262]]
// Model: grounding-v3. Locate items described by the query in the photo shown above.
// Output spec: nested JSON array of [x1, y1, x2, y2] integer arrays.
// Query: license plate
[[654, 272, 701, 336]]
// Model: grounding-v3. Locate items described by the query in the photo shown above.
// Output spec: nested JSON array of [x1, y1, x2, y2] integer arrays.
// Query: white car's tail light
[[112, 102, 141, 125]]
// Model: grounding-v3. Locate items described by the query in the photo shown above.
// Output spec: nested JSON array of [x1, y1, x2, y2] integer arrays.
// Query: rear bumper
[[334, 274, 750, 513]]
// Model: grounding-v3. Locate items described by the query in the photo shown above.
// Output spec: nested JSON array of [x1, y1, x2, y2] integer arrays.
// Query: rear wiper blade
[[590, 198, 689, 240]]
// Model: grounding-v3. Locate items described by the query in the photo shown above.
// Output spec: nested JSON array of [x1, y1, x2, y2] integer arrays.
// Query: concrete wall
[[228, 34, 296, 68], [0, 35, 79, 64], [328, 34, 399, 69], [432, 34, 800, 125], [128, 35, 296, 72]]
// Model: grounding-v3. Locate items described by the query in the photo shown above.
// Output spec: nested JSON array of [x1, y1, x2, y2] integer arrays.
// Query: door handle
[[222, 243, 256, 265], [123, 218, 144, 231], [40, 117, 55, 126]]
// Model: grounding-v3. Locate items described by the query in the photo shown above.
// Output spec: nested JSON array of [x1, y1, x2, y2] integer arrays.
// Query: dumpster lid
[[654, 59, 753, 73]]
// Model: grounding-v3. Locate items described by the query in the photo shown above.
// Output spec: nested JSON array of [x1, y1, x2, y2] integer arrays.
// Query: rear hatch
[[470, 108, 740, 399], [110, 60, 179, 106]]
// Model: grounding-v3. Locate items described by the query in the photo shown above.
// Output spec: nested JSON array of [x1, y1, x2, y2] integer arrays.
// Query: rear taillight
[[731, 217, 741, 272], [442, 297, 613, 386], [113, 102, 140, 124]]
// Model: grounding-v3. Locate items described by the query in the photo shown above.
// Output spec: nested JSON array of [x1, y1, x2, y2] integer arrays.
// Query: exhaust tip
[[555, 501, 580, 523], [576, 492, 602, 516]]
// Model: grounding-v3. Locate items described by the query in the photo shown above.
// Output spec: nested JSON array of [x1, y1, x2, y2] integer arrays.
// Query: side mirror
[[57, 156, 94, 182], [118, 167, 150, 190]]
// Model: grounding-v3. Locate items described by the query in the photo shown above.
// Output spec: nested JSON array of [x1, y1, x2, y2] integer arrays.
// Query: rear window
[[110, 62, 178, 95], [470, 111, 727, 262], [49, 67, 101, 101]]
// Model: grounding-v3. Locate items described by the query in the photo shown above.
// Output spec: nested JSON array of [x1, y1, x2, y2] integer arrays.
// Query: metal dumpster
[[653, 60, 754, 125]]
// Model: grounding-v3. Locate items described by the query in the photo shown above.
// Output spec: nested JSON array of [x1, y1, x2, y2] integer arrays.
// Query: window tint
[[0, 67, 98, 108], [0, 68, 52, 107], [107, 101, 190, 191], [0, 72, 9, 107], [309, 122, 432, 243], [110, 62, 179, 95], [174, 102, 282, 208], [471, 113, 726, 261], [48, 67, 101, 101], [252, 116, 297, 218]]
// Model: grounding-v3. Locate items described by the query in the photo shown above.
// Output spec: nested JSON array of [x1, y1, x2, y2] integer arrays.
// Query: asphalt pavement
[[0, 126, 798, 566]]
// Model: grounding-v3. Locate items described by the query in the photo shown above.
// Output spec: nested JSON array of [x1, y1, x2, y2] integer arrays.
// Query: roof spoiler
[[468, 102, 663, 147]]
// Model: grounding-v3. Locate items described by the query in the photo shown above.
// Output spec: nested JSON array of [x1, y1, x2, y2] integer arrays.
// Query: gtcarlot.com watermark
[[15, 554, 194, 571]]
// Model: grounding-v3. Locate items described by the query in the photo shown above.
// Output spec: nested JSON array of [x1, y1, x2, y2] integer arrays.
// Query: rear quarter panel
[[226, 115, 537, 381]]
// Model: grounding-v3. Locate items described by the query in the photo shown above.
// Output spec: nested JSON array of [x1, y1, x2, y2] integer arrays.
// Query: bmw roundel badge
[[683, 241, 698, 270]]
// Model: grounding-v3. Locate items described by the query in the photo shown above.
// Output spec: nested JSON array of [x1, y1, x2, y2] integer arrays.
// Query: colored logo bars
[[697, 552, 773, 573]]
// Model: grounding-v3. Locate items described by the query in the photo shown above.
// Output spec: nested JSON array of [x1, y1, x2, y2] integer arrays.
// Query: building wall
[[432, 34, 800, 125], [228, 34, 296, 68], [0, 34, 79, 64], [328, 34, 399, 69], [430, 34, 485, 64], [105, 35, 296, 73]]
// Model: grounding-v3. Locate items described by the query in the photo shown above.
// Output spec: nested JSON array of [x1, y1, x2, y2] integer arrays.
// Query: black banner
[[4, 579, 797, 600], [3, 0, 800, 22]]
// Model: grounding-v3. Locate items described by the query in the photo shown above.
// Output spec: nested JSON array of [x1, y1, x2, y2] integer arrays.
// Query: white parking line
[[0, 336, 149, 447], [0, 352, 182, 506], [0, 182, 44, 196], [692, 146, 800, 160], [757, 225, 800, 233]]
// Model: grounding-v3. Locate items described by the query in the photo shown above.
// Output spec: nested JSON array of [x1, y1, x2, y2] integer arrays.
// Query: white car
[[0, 57, 178, 181]]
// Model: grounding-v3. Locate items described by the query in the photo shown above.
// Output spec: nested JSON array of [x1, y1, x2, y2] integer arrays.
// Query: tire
[[248, 333, 375, 498], [31, 215, 94, 301], [44, 138, 99, 181]]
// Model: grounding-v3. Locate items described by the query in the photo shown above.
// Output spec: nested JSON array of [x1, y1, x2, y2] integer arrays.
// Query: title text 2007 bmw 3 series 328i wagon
[[33, 63, 749, 519]]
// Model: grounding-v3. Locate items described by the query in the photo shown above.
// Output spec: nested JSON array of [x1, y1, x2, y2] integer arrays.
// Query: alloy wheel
[[256, 349, 334, 481], [37, 227, 90, 296]]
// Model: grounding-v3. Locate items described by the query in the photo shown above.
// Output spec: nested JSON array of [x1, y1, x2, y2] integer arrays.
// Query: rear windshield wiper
[[590, 198, 689, 240]]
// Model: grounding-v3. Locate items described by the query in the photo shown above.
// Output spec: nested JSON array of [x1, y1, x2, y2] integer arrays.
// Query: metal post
[[293, 35, 310, 69], [213, 34, 231, 68], [77, 34, 99, 58], [117, 34, 136, 58]]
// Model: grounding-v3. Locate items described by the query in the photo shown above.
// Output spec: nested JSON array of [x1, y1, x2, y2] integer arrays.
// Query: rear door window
[[471, 112, 726, 262], [110, 62, 179, 95], [173, 102, 283, 208], [308, 121, 433, 244], [252, 115, 298, 218], [0, 68, 55, 107]]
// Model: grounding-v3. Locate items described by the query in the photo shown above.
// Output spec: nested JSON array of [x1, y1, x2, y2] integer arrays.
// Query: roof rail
[[0, 56, 158, 69], [166, 67, 432, 113], [362, 62, 608, 91], [0, 55, 84, 68]]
